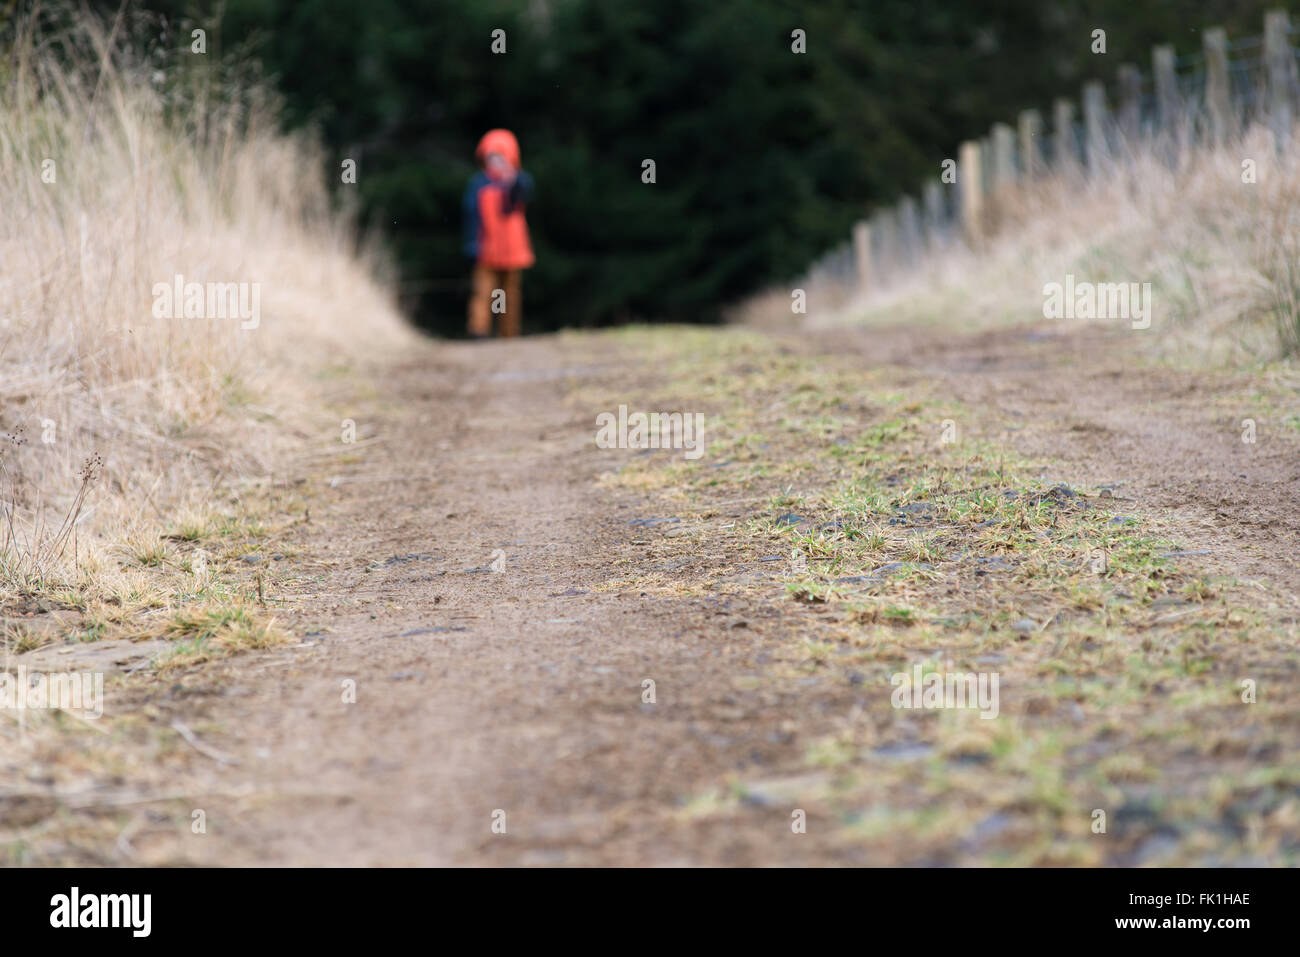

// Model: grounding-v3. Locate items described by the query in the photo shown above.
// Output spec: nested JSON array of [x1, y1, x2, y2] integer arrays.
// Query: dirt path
[[800, 322, 1300, 602], [12, 320, 1299, 865], [47, 335, 857, 865]]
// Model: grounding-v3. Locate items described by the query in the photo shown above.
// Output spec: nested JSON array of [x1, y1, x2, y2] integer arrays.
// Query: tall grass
[[0, 8, 411, 604], [750, 123, 1300, 364]]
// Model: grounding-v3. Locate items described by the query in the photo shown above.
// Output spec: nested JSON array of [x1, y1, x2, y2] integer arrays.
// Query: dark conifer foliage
[[100, 0, 1293, 333]]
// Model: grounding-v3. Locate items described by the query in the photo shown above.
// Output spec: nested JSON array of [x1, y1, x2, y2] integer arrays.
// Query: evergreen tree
[[99, 0, 1297, 334]]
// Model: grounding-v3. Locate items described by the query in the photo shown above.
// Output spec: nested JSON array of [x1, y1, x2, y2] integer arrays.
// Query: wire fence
[[804, 9, 1300, 297]]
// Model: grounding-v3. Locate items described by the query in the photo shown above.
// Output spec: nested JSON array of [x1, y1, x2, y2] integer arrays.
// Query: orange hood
[[475, 129, 521, 168]]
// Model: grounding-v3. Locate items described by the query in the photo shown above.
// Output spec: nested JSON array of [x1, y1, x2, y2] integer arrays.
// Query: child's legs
[[497, 270, 522, 337], [467, 263, 494, 337]]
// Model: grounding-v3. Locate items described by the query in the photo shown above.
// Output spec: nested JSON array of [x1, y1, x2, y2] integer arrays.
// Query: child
[[462, 129, 535, 337]]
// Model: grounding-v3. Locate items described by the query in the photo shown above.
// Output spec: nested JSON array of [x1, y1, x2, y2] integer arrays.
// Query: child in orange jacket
[[463, 129, 535, 337]]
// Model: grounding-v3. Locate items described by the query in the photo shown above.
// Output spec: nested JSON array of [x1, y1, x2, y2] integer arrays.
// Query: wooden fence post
[[958, 140, 983, 245], [1082, 80, 1109, 174], [1053, 98, 1078, 170], [1265, 10, 1296, 149], [1152, 44, 1181, 148], [1018, 109, 1043, 180], [922, 179, 945, 251], [1204, 27, 1233, 144], [1117, 64, 1142, 145], [868, 210, 886, 276], [978, 134, 993, 198], [876, 207, 898, 273], [852, 220, 872, 292], [991, 122, 1017, 191], [898, 195, 921, 265]]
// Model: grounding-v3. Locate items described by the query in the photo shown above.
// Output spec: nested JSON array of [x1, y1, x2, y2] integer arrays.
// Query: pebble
[[628, 517, 681, 528]]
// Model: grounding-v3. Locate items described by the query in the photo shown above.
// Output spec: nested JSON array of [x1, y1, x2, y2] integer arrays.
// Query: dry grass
[[743, 124, 1300, 364], [0, 8, 412, 617]]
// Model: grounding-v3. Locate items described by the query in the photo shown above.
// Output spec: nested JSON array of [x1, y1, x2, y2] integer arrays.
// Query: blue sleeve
[[462, 175, 485, 259]]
